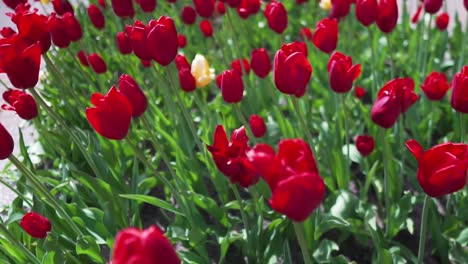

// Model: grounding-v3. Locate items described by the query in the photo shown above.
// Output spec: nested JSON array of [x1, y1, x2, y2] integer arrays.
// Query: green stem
[[291, 97, 315, 154], [233, 104, 256, 143], [293, 222, 313, 264], [367, 27, 380, 96], [8, 156, 83, 237], [341, 94, 350, 186], [0, 223, 40, 264], [231, 185, 252, 261], [385, 34, 395, 79], [381, 128, 391, 237], [0, 177, 33, 207], [457, 15, 468, 71], [417, 195, 430, 264], [460, 113, 466, 143]]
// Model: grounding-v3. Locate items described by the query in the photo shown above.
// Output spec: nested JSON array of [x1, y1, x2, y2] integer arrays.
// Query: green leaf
[[76, 236, 104, 264], [119, 194, 184, 216], [317, 214, 350, 237], [312, 239, 339, 263]]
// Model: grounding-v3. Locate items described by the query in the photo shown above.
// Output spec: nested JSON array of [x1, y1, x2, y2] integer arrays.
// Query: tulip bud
[[199, 19, 213, 37], [181, 6, 197, 25], [451, 66, 468, 113], [20, 212, 51, 239], [191, 54, 215, 88], [355, 135, 374, 156], [355, 0, 377, 26], [116, 31, 132, 54], [312, 18, 338, 53], [220, 69, 244, 103], [87, 53, 107, 74], [0, 123, 14, 160], [118, 74, 148, 118], [88, 4, 105, 29], [111, 0, 135, 18], [249, 114, 267, 137], [138, 0, 157, 12], [435, 12, 449, 31], [2, 89, 38, 120], [250, 48, 271, 78], [264, 1, 288, 34], [147, 16, 178, 66]]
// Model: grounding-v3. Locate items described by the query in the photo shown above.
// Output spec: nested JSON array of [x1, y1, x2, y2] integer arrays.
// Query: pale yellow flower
[[40, 0, 50, 4], [319, 0, 332, 11], [191, 54, 215, 88]]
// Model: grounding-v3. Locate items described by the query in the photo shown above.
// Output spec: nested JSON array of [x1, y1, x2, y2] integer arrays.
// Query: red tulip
[[0, 123, 14, 160], [247, 139, 325, 222], [147, 16, 178, 66], [327, 51, 361, 93], [87, 53, 107, 74], [264, 1, 288, 34], [355, 0, 378, 26], [329, 0, 352, 19], [199, 19, 213, 37], [13, 9, 51, 53], [250, 48, 271, 78], [181, 6, 197, 25], [178, 34, 187, 48], [371, 77, 418, 128], [138, 0, 157, 12], [52, 0, 74, 15], [98, 0, 106, 8], [231, 58, 250, 76], [175, 54, 191, 69], [20, 212, 51, 239], [406, 139, 468, 197], [281, 41, 308, 57], [451, 66, 468, 113], [421, 71, 450, 100], [88, 4, 105, 29], [48, 13, 71, 48], [2, 89, 38, 120], [249, 114, 267, 138], [312, 18, 338, 53], [216, 1, 226, 14], [435, 12, 449, 31], [465, 0, 468, 11], [376, 0, 398, 33], [111, 0, 135, 18], [411, 4, 423, 24], [0, 27, 16, 38], [220, 69, 244, 103], [193, 0, 215, 18], [2, 0, 27, 10], [111, 226, 180, 264], [129, 21, 152, 61], [116, 31, 132, 54], [177, 68, 197, 92], [354, 86, 366, 99], [424, 0, 442, 14], [299, 27, 313, 42], [86, 87, 133, 140], [118, 74, 148, 118], [0, 40, 41, 89], [237, 0, 261, 18], [274, 43, 312, 97], [355, 135, 374, 156], [77, 50, 89, 66], [207, 125, 258, 187], [62, 13, 82, 41], [227, 0, 241, 7]]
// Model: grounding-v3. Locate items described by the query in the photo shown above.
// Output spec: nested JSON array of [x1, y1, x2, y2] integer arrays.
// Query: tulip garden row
[[0, 0, 467, 263]]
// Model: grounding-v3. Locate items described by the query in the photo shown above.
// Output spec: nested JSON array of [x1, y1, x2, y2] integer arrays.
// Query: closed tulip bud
[[48, 13, 71, 48], [118, 74, 147, 118], [111, 226, 180, 264], [111, 0, 135, 18], [86, 87, 133, 140], [63, 13, 82, 41], [249, 114, 267, 137], [231, 58, 250, 76], [88, 4, 105, 29], [52, 0, 74, 15], [98, 0, 106, 8], [424, 0, 442, 14], [220, 69, 244, 103], [77, 50, 89, 66], [0, 123, 14, 160], [87, 53, 107, 74], [406, 139, 468, 197], [274, 43, 312, 97], [193, 0, 215, 18], [147, 16, 178, 66], [178, 34, 187, 48], [178, 68, 197, 92], [329, 0, 352, 19], [199, 19, 213, 37], [371, 78, 417, 128], [421, 71, 450, 100], [116, 31, 132, 54], [250, 48, 271, 78], [435, 12, 449, 31], [354, 86, 366, 99], [312, 18, 338, 53], [216, 1, 226, 14], [2, 89, 38, 120], [299, 27, 313, 42], [138, 0, 157, 12], [0, 41, 42, 89], [191, 54, 215, 87], [238, 0, 260, 17], [20, 212, 51, 239], [451, 66, 468, 113], [181, 6, 197, 25], [175, 54, 191, 70], [130, 21, 152, 61], [327, 51, 361, 93], [264, 1, 288, 34], [355, 135, 374, 156], [355, 0, 377, 26], [376, 0, 398, 33]]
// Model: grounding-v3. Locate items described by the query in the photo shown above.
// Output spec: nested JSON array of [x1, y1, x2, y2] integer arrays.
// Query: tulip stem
[[460, 113, 466, 143], [417, 195, 430, 264], [231, 185, 252, 261], [292, 97, 316, 154], [233, 104, 256, 144], [8, 155, 83, 237], [0, 223, 40, 264], [458, 15, 468, 71], [381, 128, 391, 236], [341, 94, 350, 187], [385, 34, 395, 79], [367, 27, 379, 95], [0, 177, 33, 207], [293, 222, 313, 264]]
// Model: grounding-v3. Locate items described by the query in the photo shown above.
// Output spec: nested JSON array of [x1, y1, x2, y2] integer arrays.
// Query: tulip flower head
[[191, 54, 215, 88], [264, 1, 288, 34], [451, 66, 468, 113], [20, 212, 51, 239], [355, 135, 375, 156], [312, 18, 338, 53], [2, 89, 38, 120], [250, 48, 271, 78], [406, 139, 468, 197], [249, 114, 267, 138], [435, 12, 449, 31], [0, 123, 14, 160], [327, 51, 361, 93], [421, 71, 450, 101]]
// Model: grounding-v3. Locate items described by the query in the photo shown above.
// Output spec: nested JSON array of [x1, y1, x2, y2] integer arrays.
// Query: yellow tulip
[[40, 0, 50, 3], [191, 54, 215, 88], [319, 0, 332, 11]]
